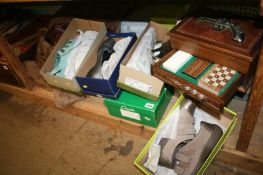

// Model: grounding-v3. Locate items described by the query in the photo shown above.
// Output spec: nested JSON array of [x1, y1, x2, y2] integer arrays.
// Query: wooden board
[[183, 58, 210, 78], [216, 147, 263, 174], [0, 82, 263, 173], [0, 82, 155, 139]]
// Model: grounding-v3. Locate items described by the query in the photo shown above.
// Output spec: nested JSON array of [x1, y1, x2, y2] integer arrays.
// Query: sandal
[[159, 99, 196, 168], [173, 122, 223, 175]]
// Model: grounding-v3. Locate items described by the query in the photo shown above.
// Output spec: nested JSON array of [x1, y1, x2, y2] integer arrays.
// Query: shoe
[[159, 99, 196, 168], [173, 122, 223, 175], [88, 38, 115, 78]]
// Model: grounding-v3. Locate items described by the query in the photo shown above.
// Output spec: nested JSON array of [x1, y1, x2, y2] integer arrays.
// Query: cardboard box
[[75, 32, 137, 99], [117, 21, 171, 101], [40, 18, 107, 93], [120, 21, 148, 38], [134, 95, 237, 175], [104, 87, 173, 128]]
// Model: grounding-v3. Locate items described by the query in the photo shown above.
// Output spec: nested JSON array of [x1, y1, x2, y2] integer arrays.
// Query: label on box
[[145, 103, 155, 109], [125, 77, 153, 94], [120, 106, 141, 120]]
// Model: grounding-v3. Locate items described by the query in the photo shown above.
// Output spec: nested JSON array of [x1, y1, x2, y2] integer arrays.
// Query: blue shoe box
[[76, 32, 137, 99]]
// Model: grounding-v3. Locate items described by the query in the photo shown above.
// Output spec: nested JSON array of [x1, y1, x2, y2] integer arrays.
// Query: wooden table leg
[[237, 44, 263, 152], [0, 34, 33, 89]]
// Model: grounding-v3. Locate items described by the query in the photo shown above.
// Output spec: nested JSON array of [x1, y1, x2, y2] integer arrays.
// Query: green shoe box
[[104, 87, 173, 128], [134, 95, 238, 175]]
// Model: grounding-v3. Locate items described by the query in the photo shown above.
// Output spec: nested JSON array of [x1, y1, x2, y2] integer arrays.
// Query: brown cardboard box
[[117, 21, 170, 100], [40, 18, 107, 93]]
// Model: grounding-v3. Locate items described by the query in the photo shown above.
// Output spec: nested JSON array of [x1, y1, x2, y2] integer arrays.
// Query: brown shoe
[[173, 122, 223, 175], [159, 99, 196, 168]]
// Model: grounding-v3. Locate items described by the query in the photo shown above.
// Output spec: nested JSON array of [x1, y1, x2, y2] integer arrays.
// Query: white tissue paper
[[101, 36, 132, 79], [144, 107, 180, 174], [193, 108, 226, 133], [126, 27, 157, 75], [64, 30, 98, 79]]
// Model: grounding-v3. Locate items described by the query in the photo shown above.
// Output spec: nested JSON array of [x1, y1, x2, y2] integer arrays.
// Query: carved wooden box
[[168, 17, 263, 74]]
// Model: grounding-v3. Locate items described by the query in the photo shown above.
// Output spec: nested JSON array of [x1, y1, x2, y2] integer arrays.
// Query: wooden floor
[[0, 82, 262, 174]]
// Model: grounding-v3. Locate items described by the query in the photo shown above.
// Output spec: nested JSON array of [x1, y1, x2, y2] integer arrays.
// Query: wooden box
[[168, 17, 263, 74]]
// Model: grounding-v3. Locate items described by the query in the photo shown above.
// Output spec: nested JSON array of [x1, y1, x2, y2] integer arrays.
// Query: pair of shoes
[[173, 122, 223, 175], [158, 99, 223, 175], [159, 99, 196, 168]]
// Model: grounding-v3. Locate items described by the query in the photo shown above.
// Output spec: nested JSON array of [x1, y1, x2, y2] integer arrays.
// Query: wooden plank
[[0, 82, 155, 139], [216, 147, 263, 174], [237, 44, 263, 152], [183, 58, 211, 78]]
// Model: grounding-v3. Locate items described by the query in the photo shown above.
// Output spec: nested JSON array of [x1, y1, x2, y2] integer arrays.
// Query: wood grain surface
[[237, 44, 263, 152], [0, 82, 263, 173], [183, 58, 210, 78], [0, 34, 33, 89], [168, 17, 263, 74]]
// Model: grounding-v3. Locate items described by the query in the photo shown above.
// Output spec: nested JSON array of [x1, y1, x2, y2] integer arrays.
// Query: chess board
[[198, 64, 239, 96]]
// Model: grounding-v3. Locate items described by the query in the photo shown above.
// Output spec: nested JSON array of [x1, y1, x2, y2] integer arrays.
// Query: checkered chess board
[[198, 64, 237, 96]]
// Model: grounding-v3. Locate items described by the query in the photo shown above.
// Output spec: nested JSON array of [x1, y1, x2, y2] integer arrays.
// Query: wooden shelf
[[0, 82, 156, 139], [0, 82, 262, 173]]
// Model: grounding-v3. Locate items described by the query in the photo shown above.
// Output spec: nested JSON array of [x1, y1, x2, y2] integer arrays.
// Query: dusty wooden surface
[[0, 92, 259, 175], [0, 82, 262, 173]]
